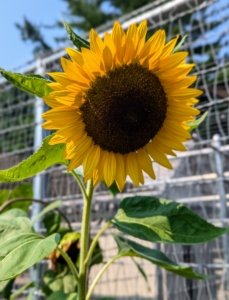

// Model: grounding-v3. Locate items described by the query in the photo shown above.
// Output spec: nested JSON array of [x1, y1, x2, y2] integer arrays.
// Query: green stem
[[71, 170, 88, 200], [57, 246, 79, 283], [78, 179, 94, 300], [85, 221, 112, 266], [86, 256, 118, 300]]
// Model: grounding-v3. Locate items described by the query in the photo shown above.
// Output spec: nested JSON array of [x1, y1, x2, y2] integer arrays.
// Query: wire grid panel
[[1, 0, 229, 299]]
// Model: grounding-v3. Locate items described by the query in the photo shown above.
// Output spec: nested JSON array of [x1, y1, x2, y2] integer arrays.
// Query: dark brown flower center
[[80, 64, 167, 154]]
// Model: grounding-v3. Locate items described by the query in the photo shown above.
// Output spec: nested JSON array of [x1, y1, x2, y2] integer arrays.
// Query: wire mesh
[[1, 0, 229, 299]]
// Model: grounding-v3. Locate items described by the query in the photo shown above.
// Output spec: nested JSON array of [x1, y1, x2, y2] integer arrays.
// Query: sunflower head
[[42, 21, 202, 191]]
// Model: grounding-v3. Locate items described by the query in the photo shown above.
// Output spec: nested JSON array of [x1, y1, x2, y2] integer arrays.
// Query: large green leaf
[[112, 196, 229, 244], [43, 269, 77, 294], [0, 70, 52, 97], [47, 291, 77, 300], [63, 20, 90, 50], [0, 214, 60, 281], [113, 234, 207, 279], [0, 134, 67, 182], [188, 111, 208, 132], [0, 208, 27, 219]]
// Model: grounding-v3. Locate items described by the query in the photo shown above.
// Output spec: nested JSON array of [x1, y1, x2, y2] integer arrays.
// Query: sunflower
[[42, 21, 202, 191]]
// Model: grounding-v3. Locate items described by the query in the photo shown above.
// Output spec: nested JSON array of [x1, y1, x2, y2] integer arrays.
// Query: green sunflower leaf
[[113, 234, 207, 279], [112, 196, 229, 244], [131, 257, 151, 291], [172, 35, 188, 53], [188, 111, 208, 132], [0, 211, 60, 281], [63, 19, 90, 50], [0, 134, 67, 183], [43, 269, 77, 294], [47, 291, 77, 300], [0, 69, 52, 98]]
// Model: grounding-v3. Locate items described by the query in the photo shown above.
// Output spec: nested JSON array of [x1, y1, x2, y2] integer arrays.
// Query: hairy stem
[[71, 170, 88, 201], [78, 179, 94, 300]]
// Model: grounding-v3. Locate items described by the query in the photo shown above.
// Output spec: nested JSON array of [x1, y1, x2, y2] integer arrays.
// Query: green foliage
[[43, 213, 62, 235], [63, 20, 90, 50], [0, 183, 33, 213], [0, 190, 10, 205], [103, 181, 120, 198], [47, 291, 77, 300], [112, 196, 229, 244], [0, 209, 60, 281], [43, 268, 77, 295], [172, 35, 188, 53], [32, 200, 62, 224], [188, 111, 208, 132], [9, 282, 34, 300], [15, 17, 52, 55], [131, 257, 151, 291], [89, 239, 103, 268], [0, 134, 67, 182], [113, 234, 207, 279], [0, 279, 15, 299], [0, 70, 52, 98]]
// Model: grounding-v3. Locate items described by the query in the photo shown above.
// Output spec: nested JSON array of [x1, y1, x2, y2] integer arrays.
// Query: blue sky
[[0, 0, 68, 70]]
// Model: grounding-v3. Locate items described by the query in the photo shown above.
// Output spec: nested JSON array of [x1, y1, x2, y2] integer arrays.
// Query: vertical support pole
[[212, 134, 229, 290], [30, 58, 45, 300]]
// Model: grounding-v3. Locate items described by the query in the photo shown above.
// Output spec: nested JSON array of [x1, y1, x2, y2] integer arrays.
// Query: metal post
[[30, 58, 46, 300], [212, 134, 229, 290]]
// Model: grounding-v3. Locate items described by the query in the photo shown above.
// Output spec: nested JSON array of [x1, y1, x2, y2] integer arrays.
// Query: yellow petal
[[146, 143, 173, 169], [137, 20, 147, 51], [103, 46, 113, 71], [104, 32, 115, 56], [103, 151, 116, 187], [57, 120, 84, 138], [137, 148, 155, 179], [111, 22, 126, 64], [160, 35, 179, 59], [65, 48, 84, 66], [49, 134, 68, 145], [93, 151, 106, 186], [43, 94, 62, 108], [126, 152, 139, 187], [83, 145, 100, 176], [115, 153, 126, 191], [168, 88, 203, 100], [89, 29, 104, 56], [47, 72, 75, 86], [163, 76, 197, 90], [156, 52, 188, 73], [61, 57, 90, 85]]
